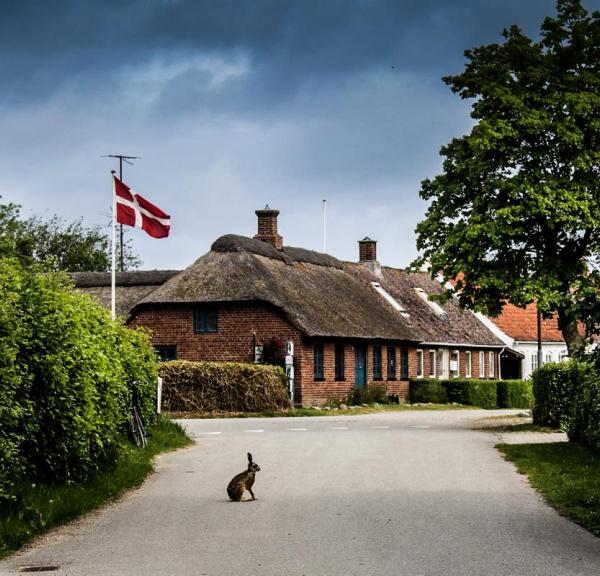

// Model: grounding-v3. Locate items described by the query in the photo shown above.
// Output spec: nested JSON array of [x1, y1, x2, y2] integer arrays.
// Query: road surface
[[1, 409, 598, 575]]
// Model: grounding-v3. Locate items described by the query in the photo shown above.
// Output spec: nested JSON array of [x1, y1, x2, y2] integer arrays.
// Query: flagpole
[[111, 170, 117, 320]]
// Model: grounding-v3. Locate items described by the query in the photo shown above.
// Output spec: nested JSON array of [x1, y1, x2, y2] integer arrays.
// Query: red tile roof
[[491, 303, 565, 342]]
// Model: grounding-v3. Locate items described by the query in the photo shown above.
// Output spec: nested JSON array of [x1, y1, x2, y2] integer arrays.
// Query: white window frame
[[416, 349, 424, 378], [450, 350, 460, 378], [479, 351, 485, 379], [489, 351, 495, 378], [440, 349, 449, 379], [465, 351, 472, 378], [429, 350, 436, 378], [531, 354, 538, 372], [545, 352, 553, 364]]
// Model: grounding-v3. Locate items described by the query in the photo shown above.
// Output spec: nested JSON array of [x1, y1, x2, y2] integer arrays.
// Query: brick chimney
[[358, 237, 381, 277], [358, 237, 377, 262], [254, 205, 283, 249]]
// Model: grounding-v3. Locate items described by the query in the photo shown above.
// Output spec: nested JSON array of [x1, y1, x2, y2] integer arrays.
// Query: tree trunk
[[557, 307, 586, 357]]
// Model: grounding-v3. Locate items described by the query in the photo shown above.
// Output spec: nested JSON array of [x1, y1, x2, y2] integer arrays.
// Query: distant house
[[73, 208, 505, 406], [477, 304, 568, 379]]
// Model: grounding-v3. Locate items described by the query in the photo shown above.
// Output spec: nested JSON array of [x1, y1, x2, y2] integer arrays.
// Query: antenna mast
[[102, 154, 140, 271], [322, 199, 327, 253]]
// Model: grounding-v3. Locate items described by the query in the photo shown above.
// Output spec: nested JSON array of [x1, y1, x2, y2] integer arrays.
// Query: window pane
[[155, 345, 177, 361], [400, 348, 409, 379], [335, 344, 345, 380], [429, 350, 436, 377], [387, 346, 396, 379], [314, 344, 324, 379], [373, 346, 382, 379], [194, 307, 218, 333]]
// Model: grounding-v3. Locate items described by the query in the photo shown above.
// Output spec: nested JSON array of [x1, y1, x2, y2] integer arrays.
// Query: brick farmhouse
[[73, 208, 506, 406]]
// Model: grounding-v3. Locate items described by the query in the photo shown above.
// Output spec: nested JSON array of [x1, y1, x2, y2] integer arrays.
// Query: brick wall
[[129, 302, 302, 367], [298, 341, 414, 406], [129, 303, 502, 407]]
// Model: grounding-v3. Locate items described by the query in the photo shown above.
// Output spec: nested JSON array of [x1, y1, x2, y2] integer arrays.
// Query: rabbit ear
[[247, 452, 253, 463]]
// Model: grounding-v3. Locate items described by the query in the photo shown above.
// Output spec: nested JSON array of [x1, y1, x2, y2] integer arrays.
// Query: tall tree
[[0, 199, 141, 272], [414, 0, 600, 355]]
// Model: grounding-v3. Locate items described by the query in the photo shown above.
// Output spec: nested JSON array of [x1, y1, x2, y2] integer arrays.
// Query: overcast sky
[[2, 0, 598, 270]]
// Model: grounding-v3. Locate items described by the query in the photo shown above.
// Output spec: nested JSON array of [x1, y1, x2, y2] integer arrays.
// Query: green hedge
[[409, 378, 531, 409], [158, 360, 291, 413], [444, 378, 498, 408], [532, 363, 576, 428], [409, 379, 448, 403], [497, 380, 534, 409], [532, 360, 600, 453], [0, 260, 157, 504]]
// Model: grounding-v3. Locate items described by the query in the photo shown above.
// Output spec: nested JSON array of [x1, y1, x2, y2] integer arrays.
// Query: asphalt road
[[2, 410, 599, 576]]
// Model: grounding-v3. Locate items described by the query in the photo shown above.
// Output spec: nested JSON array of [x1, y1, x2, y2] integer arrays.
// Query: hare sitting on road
[[227, 453, 261, 502]]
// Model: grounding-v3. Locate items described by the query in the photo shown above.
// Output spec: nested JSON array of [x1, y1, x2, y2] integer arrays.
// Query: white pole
[[111, 172, 117, 320], [322, 199, 327, 253]]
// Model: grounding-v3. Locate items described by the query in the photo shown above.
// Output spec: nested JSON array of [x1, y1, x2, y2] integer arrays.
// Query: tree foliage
[[414, 0, 600, 354], [0, 199, 140, 272]]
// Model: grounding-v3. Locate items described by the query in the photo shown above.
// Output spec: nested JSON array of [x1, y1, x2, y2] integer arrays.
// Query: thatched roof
[[211, 234, 343, 268], [69, 235, 504, 347], [70, 270, 179, 318], [345, 264, 504, 347], [134, 238, 415, 341]]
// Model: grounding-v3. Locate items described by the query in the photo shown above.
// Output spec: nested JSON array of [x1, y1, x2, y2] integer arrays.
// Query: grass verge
[[169, 403, 478, 419], [498, 442, 600, 537], [0, 417, 192, 559], [472, 415, 559, 433]]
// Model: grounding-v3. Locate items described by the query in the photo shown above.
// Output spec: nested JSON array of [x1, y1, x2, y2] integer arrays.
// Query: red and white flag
[[113, 175, 171, 238]]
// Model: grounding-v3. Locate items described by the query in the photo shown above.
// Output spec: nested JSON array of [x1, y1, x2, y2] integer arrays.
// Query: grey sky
[[1, 0, 598, 269]]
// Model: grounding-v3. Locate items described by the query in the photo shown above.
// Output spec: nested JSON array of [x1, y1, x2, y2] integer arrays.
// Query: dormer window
[[371, 282, 410, 319], [414, 288, 448, 319]]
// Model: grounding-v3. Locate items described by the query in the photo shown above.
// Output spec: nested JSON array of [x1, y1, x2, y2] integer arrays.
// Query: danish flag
[[113, 175, 171, 238]]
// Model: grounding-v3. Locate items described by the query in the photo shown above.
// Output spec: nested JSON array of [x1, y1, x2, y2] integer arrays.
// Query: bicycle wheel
[[129, 408, 146, 448], [134, 407, 147, 448]]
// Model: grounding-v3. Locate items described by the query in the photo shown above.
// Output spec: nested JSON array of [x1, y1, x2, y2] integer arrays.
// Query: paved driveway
[[1, 410, 599, 575]]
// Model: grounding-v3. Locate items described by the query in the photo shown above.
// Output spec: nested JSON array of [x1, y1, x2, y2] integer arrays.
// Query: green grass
[[498, 442, 600, 537], [170, 403, 477, 419], [0, 417, 192, 559]]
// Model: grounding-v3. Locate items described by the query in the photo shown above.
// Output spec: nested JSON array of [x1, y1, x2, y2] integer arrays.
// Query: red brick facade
[[130, 302, 501, 406]]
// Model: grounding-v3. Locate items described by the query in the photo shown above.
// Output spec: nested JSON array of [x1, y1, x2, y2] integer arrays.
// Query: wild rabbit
[[227, 452, 261, 502]]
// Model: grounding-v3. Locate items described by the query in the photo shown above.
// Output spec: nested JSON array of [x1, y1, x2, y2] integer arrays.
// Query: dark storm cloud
[[1, 0, 559, 109]]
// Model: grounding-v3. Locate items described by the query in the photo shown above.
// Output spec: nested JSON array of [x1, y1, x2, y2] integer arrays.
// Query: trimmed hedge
[[409, 378, 532, 409], [532, 363, 576, 428], [0, 260, 157, 504], [533, 360, 600, 453], [497, 380, 534, 409], [409, 379, 447, 404], [444, 378, 498, 409], [158, 360, 291, 413]]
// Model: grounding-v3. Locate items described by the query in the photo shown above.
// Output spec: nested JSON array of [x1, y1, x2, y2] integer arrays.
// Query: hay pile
[[158, 360, 291, 413]]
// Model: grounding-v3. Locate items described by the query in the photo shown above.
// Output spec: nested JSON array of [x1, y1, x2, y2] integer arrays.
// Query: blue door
[[355, 345, 367, 388]]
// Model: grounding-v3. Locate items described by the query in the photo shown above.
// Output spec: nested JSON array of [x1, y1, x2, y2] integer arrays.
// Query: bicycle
[[129, 382, 148, 448]]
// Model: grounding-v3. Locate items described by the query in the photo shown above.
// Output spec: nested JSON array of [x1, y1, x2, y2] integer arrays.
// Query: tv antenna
[[101, 154, 141, 271]]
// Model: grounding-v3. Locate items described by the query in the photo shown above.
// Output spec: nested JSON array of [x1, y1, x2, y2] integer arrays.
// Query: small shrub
[[158, 360, 291, 412], [497, 380, 533, 408], [409, 379, 448, 403], [348, 384, 388, 405]]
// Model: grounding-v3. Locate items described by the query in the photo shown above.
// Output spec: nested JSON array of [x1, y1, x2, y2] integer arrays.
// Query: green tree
[[0, 199, 141, 272], [414, 0, 600, 355]]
